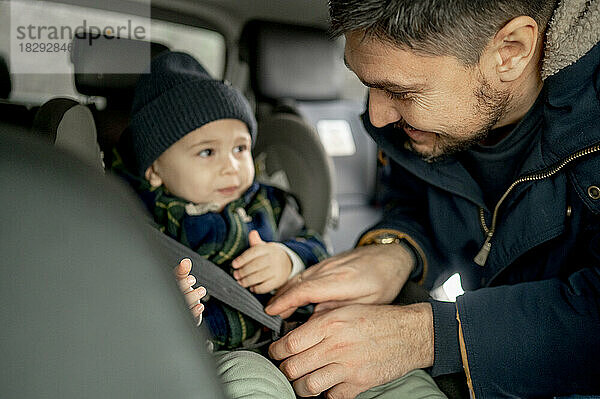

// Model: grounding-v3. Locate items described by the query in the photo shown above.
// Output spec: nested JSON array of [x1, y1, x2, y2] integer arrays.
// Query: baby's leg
[[213, 350, 295, 399], [356, 369, 448, 399]]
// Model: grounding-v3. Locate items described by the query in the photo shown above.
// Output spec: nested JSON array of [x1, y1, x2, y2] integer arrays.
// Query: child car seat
[[31, 99, 284, 336], [31, 34, 284, 336], [239, 20, 381, 253], [254, 109, 336, 238]]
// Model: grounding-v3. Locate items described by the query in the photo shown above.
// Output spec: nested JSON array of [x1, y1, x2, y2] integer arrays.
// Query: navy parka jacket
[[360, 42, 600, 397]]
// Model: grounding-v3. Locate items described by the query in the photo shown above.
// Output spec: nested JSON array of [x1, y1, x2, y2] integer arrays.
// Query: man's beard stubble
[[398, 75, 512, 162]]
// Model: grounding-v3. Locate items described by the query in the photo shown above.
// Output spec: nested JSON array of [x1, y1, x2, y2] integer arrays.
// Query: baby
[[111, 51, 329, 398]]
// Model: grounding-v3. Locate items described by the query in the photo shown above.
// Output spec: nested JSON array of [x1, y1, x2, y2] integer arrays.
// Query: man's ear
[[489, 16, 539, 82], [144, 163, 163, 187]]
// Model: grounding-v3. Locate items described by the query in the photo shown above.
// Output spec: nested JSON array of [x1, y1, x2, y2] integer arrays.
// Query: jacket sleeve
[[358, 157, 440, 285], [454, 233, 600, 397], [282, 231, 329, 267]]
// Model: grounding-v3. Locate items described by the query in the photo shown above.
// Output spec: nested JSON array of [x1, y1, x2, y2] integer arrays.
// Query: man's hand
[[269, 303, 434, 398], [174, 258, 206, 324], [231, 230, 292, 294], [265, 243, 415, 318]]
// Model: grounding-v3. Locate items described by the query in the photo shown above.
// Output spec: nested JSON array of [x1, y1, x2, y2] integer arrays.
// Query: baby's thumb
[[174, 258, 192, 279], [248, 230, 264, 246]]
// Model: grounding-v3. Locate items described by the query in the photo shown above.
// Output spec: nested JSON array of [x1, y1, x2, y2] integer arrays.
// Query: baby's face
[[146, 119, 254, 211]]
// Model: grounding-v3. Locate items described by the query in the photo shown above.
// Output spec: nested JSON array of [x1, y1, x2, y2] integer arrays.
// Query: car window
[[0, 0, 225, 105]]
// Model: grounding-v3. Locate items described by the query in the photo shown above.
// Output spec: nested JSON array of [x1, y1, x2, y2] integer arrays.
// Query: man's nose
[[368, 88, 402, 128]]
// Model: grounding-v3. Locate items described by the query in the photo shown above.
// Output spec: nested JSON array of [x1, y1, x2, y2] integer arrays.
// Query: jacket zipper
[[474, 143, 600, 266]]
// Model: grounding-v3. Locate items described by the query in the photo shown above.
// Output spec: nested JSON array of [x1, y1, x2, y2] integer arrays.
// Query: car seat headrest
[[71, 34, 169, 103], [0, 54, 11, 99], [32, 98, 104, 170], [239, 20, 344, 102]]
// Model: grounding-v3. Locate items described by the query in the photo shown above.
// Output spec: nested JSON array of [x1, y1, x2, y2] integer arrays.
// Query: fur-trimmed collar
[[542, 0, 600, 78]]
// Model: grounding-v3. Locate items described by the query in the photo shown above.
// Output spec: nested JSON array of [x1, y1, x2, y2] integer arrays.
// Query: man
[[265, 0, 600, 398]]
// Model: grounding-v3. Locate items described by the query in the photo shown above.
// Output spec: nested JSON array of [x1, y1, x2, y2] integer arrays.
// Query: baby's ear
[[144, 164, 163, 187]]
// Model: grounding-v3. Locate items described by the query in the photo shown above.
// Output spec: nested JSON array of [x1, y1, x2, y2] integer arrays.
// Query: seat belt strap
[[149, 226, 283, 335]]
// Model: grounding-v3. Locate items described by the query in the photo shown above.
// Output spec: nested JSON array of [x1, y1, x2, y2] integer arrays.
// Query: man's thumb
[[248, 230, 264, 246]]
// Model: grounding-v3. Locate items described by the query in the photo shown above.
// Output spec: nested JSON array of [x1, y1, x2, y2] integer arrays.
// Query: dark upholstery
[[0, 132, 225, 399], [0, 55, 37, 135], [0, 55, 11, 99]]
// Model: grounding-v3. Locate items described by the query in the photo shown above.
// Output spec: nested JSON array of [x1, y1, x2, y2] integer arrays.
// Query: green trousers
[[214, 350, 446, 399], [214, 350, 295, 399], [357, 369, 448, 399]]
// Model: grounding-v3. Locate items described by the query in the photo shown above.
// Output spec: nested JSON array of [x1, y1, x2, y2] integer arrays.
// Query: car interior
[[1, 0, 382, 248], [1, 0, 387, 397]]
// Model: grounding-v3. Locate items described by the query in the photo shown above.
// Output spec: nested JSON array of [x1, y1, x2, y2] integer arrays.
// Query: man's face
[[149, 119, 255, 211], [344, 31, 512, 161]]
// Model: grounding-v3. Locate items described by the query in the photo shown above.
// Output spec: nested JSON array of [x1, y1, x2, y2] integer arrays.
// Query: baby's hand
[[231, 230, 292, 294], [174, 258, 206, 325]]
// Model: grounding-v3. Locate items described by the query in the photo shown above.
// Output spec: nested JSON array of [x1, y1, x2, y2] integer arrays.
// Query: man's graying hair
[[329, 0, 558, 64]]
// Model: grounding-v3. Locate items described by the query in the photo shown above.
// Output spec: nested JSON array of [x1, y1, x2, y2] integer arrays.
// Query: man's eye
[[198, 149, 213, 157], [385, 90, 410, 101], [233, 145, 248, 153]]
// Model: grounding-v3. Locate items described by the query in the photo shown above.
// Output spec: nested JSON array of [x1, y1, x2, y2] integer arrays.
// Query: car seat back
[[0, 132, 225, 399]]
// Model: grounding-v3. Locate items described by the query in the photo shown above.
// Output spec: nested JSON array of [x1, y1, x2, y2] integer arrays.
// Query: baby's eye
[[197, 149, 213, 157], [233, 144, 248, 153]]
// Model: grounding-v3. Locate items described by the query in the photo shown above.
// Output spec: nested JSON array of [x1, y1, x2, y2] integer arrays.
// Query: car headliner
[[193, 0, 329, 27], [45, 0, 330, 40]]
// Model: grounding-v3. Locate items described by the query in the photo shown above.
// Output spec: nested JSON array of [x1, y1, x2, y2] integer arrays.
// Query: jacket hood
[[540, 0, 600, 164], [542, 0, 600, 79]]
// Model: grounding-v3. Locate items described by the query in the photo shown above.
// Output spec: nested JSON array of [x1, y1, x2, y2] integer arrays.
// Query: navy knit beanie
[[129, 51, 257, 177]]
